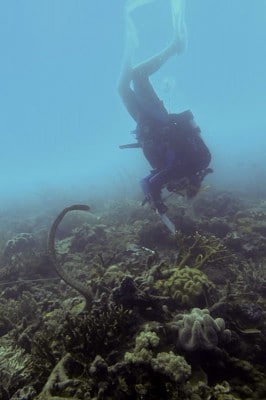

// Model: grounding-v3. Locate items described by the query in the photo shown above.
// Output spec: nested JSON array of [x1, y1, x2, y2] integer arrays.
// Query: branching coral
[[0, 291, 38, 337], [0, 341, 31, 397], [27, 325, 61, 391], [175, 308, 231, 351], [175, 231, 233, 270], [61, 301, 133, 363]]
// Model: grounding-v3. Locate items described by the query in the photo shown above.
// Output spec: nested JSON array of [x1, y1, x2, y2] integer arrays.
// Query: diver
[[118, 0, 212, 215]]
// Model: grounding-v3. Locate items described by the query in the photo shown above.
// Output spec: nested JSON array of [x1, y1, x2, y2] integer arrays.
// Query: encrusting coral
[[175, 308, 231, 351]]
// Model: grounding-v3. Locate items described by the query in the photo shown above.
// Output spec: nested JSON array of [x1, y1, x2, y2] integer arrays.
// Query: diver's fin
[[198, 184, 211, 193], [158, 212, 176, 235], [125, 0, 154, 14], [171, 0, 187, 42]]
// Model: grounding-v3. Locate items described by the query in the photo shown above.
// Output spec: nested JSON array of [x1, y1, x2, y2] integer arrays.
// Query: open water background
[[1, 0, 265, 211]]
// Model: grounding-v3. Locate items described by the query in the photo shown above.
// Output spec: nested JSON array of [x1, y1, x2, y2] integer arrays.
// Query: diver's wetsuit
[[119, 61, 211, 213], [118, 3, 212, 213]]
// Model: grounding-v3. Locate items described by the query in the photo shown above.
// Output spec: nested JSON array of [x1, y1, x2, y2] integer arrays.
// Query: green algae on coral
[[154, 266, 215, 307], [151, 351, 191, 382], [124, 326, 191, 383]]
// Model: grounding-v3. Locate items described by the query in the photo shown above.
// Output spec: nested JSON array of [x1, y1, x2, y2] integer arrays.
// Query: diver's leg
[[119, 0, 186, 122], [118, 45, 178, 123], [171, 0, 187, 47], [131, 33, 184, 122], [140, 175, 152, 199], [141, 169, 171, 213], [133, 37, 183, 79], [118, 61, 142, 122], [125, 0, 154, 14], [149, 169, 170, 200], [118, 0, 143, 122]]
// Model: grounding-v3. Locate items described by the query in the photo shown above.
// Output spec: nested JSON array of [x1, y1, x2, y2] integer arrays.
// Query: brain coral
[[154, 266, 215, 307]]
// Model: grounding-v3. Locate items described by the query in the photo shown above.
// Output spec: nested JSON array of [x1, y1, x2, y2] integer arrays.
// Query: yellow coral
[[124, 330, 191, 383], [175, 231, 233, 270], [151, 351, 191, 382], [154, 266, 214, 307], [124, 328, 160, 364]]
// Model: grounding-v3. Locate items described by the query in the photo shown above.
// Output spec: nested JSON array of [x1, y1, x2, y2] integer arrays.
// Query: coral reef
[[0, 190, 266, 399], [61, 301, 133, 362], [124, 328, 160, 363], [175, 308, 231, 351], [3, 233, 36, 258], [125, 327, 191, 383], [0, 340, 32, 398], [193, 190, 243, 218], [175, 230, 234, 271], [70, 223, 107, 253], [112, 275, 172, 319], [154, 266, 215, 307], [151, 351, 191, 383], [10, 385, 37, 400]]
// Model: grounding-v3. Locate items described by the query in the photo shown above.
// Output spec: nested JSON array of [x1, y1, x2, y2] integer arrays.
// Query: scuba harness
[[119, 108, 212, 198], [119, 110, 212, 233], [120, 109, 206, 160]]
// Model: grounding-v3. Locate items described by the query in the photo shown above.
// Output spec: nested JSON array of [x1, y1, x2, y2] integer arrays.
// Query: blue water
[[1, 0, 265, 208]]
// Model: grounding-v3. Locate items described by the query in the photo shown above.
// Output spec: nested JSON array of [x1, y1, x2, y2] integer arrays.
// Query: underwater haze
[[1, 0, 266, 209], [2, 3, 266, 398]]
